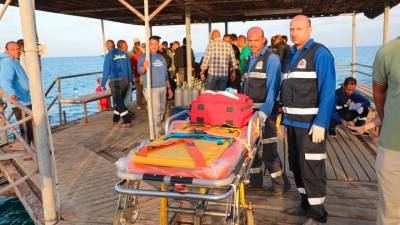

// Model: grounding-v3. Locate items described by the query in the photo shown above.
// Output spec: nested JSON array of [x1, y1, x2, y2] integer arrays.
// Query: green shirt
[[239, 46, 251, 74], [372, 36, 400, 151]]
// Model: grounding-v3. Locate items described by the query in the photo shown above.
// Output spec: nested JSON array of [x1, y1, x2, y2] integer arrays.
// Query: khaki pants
[[376, 146, 400, 225], [144, 87, 166, 138]]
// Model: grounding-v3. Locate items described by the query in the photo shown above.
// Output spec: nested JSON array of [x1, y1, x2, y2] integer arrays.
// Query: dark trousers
[[110, 79, 131, 124], [250, 118, 284, 187], [330, 106, 369, 128], [206, 76, 228, 91], [227, 69, 241, 91], [12, 105, 34, 145], [287, 125, 328, 223]]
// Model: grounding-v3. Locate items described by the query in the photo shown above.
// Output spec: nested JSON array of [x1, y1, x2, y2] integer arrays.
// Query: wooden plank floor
[[1, 108, 378, 225]]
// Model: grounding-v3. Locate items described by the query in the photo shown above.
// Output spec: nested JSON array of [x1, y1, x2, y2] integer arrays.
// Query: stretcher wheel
[[113, 196, 139, 225]]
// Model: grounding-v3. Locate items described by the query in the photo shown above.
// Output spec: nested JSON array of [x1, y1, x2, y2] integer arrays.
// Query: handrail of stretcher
[[115, 179, 236, 201]]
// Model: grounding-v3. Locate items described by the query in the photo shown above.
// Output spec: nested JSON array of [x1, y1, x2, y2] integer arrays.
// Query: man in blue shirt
[[102, 40, 132, 127], [243, 26, 289, 196], [330, 77, 370, 136], [138, 36, 173, 138], [0, 41, 33, 146], [281, 15, 335, 225]]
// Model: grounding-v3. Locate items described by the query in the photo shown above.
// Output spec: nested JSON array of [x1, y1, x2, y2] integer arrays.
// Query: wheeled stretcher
[[113, 110, 263, 225]]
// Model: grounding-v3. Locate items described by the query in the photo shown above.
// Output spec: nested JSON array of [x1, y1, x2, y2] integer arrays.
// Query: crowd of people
[[1, 13, 399, 225]]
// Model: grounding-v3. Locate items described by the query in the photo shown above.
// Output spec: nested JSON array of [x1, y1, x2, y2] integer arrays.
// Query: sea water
[[0, 46, 378, 224]]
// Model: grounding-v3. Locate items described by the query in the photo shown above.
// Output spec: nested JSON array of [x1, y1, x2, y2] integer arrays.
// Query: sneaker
[[302, 218, 324, 225], [265, 175, 290, 197], [285, 206, 309, 216], [328, 127, 336, 137]]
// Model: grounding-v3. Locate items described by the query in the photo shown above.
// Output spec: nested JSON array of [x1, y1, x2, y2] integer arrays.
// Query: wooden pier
[[0, 84, 379, 225]]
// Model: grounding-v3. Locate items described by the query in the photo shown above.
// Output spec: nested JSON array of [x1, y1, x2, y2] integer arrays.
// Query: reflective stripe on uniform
[[305, 153, 327, 160], [120, 110, 129, 117], [263, 137, 279, 144], [336, 106, 343, 110], [308, 197, 326, 205], [283, 107, 319, 115], [250, 167, 262, 174], [270, 170, 283, 178], [113, 110, 120, 115], [298, 187, 306, 194], [282, 71, 317, 80], [248, 72, 267, 79], [253, 103, 263, 109]]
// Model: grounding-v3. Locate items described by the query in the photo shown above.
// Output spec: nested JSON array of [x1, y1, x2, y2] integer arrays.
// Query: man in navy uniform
[[330, 76, 370, 136], [243, 26, 290, 196], [281, 15, 336, 225]]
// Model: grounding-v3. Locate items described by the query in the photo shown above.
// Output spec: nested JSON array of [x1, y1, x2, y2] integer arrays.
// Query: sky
[[0, 4, 399, 57]]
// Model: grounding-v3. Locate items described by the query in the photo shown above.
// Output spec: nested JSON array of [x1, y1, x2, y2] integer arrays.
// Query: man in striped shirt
[[200, 29, 237, 91]]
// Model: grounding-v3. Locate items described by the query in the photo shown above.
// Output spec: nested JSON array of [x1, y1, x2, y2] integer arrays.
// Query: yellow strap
[[276, 114, 282, 134]]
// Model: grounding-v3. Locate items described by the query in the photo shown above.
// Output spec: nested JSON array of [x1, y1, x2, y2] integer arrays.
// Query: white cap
[[133, 38, 140, 43]]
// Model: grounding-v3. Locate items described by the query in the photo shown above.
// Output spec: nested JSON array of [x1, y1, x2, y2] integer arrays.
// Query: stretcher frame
[[114, 110, 263, 225]]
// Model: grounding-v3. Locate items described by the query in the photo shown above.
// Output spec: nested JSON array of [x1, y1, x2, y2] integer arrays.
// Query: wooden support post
[[18, 0, 58, 224], [101, 19, 106, 54], [0, 99, 8, 144], [225, 21, 228, 35], [144, 0, 155, 140], [149, 0, 172, 20], [351, 14, 356, 78], [208, 21, 212, 38], [0, 0, 12, 21], [383, 1, 390, 44], [57, 80, 62, 127], [117, 0, 144, 21], [185, 6, 193, 89]]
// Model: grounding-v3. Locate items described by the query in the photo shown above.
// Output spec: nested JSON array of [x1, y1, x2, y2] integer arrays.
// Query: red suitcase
[[190, 91, 253, 127]]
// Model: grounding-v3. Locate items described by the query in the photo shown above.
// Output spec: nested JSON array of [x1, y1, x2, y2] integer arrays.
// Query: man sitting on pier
[[329, 77, 370, 136]]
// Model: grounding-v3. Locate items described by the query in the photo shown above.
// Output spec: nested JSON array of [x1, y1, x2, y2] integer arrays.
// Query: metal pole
[[224, 21, 228, 35], [150, 25, 153, 36], [57, 80, 62, 126], [18, 0, 58, 224], [144, 0, 155, 140], [351, 14, 356, 78], [0, 99, 8, 144], [100, 19, 106, 54], [208, 21, 212, 38], [383, 1, 390, 44], [185, 6, 193, 89]]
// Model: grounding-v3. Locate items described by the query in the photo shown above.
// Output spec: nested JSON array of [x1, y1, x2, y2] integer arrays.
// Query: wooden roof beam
[[149, 0, 172, 20], [0, 0, 12, 21], [117, 0, 144, 21], [61, 7, 126, 14]]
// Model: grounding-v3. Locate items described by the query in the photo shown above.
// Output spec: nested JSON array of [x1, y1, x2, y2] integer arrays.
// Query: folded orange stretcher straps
[[136, 138, 207, 167]]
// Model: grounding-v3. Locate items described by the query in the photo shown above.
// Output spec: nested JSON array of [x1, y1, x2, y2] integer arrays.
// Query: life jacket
[[281, 42, 330, 123]]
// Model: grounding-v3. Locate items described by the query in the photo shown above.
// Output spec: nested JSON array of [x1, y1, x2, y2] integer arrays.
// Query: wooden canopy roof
[[3, 0, 400, 25]]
